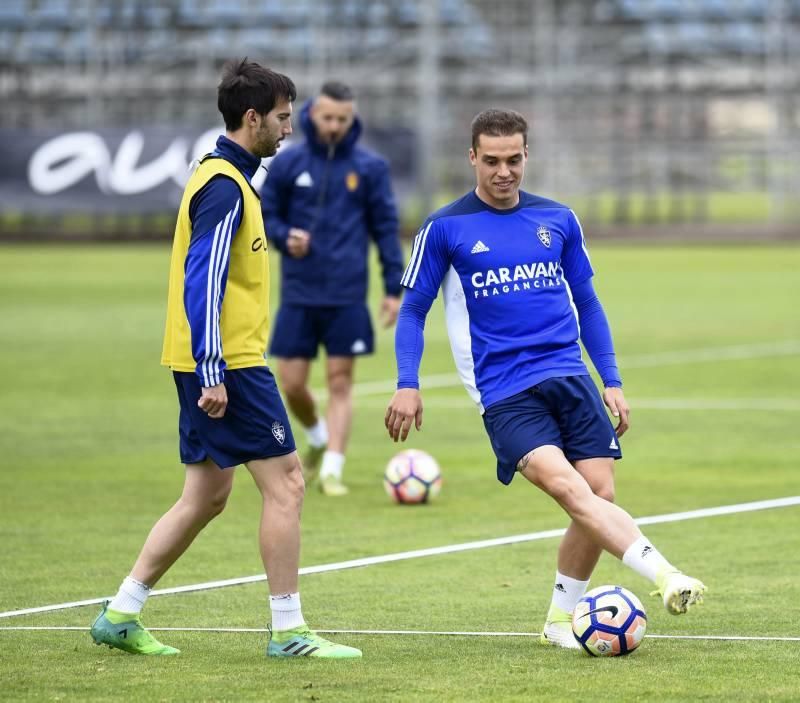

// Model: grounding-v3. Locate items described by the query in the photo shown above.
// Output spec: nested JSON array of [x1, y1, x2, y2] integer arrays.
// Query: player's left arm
[[365, 157, 404, 327], [571, 278, 630, 436], [562, 210, 630, 436]]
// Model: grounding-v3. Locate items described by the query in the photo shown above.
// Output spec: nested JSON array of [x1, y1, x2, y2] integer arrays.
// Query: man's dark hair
[[470, 108, 528, 152], [217, 58, 297, 131], [319, 80, 354, 102]]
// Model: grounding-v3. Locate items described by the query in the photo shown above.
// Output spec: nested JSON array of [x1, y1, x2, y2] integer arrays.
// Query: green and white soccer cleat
[[319, 475, 349, 497], [267, 625, 362, 658], [653, 572, 707, 615], [90, 602, 179, 655], [302, 444, 326, 484], [539, 605, 580, 649]]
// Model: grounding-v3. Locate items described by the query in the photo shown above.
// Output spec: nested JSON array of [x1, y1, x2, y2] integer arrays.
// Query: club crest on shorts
[[536, 225, 551, 248], [271, 421, 286, 445]]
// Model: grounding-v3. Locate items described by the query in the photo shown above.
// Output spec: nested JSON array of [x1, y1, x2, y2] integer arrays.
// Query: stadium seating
[[1, 0, 795, 233], [31, 0, 81, 28], [16, 28, 65, 63], [0, 0, 497, 68], [0, 0, 29, 29]]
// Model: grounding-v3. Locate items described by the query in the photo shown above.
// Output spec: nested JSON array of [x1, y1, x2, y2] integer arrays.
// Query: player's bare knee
[[584, 470, 615, 502], [594, 482, 615, 503], [542, 475, 576, 504], [205, 491, 229, 519], [280, 376, 306, 400], [291, 463, 306, 502], [574, 458, 615, 503], [541, 472, 590, 513], [283, 456, 306, 507], [178, 491, 228, 524], [327, 372, 352, 399]]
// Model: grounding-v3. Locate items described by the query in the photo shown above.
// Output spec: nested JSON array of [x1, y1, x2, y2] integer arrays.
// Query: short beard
[[255, 141, 277, 159]]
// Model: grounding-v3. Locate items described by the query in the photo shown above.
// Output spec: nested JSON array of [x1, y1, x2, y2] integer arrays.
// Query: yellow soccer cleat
[[539, 605, 580, 650], [653, 572, 707, 615], [319, 475, 349, 496]]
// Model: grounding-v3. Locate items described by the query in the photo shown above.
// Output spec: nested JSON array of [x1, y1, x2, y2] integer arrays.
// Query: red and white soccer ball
[[383, 449, 442, 504], [571, 585, 647, 656]]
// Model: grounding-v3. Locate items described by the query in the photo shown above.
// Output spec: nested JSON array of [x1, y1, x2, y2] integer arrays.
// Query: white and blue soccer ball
[[384, 449, 442, 504], [572, 585, 647, 656]]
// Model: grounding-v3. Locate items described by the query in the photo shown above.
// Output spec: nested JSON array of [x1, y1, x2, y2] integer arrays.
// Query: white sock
[[622, 536, 678, 585], [319, 450, 345, 480], [306, 418, 328, 448], [108, 576, 150, 614], [550, 571, 590, 614], [270, 592, 305, 632]]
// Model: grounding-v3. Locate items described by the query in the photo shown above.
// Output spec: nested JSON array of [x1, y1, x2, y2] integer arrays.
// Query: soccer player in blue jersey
[[90, 60, 360, 659], [262, 81, 404, 496], [385, 109, 706, 649]]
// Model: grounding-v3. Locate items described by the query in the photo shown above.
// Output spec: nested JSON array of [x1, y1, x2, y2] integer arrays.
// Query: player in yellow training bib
[[90, 59, 361, 660]]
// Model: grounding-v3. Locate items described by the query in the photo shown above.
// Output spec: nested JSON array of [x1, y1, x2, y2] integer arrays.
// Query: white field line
[[327, 340, 800, 401], [358, 397, 800, 411], [1, 495, 798, 620], [0, 626, 797, 643]]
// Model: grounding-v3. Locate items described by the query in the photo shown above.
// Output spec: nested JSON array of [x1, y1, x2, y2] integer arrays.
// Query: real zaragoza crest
[[536, 225, 551, 248], [271, 421, 285, 445]]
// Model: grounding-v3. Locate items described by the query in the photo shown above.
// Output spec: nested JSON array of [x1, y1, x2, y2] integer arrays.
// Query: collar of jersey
[[471, 189, 526, 215], [212, 135, 261, 182]]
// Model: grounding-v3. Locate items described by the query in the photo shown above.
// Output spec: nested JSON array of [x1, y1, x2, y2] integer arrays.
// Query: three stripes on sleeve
[[184, 199, 241, 387]]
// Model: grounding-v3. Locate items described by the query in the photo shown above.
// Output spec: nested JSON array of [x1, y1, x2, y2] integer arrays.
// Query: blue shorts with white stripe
[[482, 374, 622, 485]]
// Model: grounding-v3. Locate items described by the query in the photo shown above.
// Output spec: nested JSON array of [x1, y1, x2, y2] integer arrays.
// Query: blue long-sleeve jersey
[[183, 135, 260, 386], [396, 280, 621, 390], [261, 100, 403, 306], [395, 190, 622, 412]]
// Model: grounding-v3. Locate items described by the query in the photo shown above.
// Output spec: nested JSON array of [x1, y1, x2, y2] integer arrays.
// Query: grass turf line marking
[[1, 495, 798, 620], [0, 626, 798, 643], [339, 340, 800, 400]]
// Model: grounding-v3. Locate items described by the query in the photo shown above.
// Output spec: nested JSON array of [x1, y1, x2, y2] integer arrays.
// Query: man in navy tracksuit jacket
[[262, 81, 403, 496]]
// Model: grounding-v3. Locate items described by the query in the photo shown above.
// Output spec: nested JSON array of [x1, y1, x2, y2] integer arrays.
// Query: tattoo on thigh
[[516, 451, 533, 471]]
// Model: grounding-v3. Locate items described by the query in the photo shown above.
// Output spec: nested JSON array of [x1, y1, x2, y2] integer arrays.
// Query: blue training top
[[261, 100, 404, 307], [396, 189, 621, 412]]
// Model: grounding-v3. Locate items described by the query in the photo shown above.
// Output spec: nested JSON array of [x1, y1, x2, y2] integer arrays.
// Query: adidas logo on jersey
[[295, 171, 313, 187], [471, 240, 490, 254]]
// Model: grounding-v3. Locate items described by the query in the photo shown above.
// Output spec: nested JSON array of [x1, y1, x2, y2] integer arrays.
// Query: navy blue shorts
[[268, 303, 374, 359], [482, 375, 622, 485], [173, 366, 296, 469]]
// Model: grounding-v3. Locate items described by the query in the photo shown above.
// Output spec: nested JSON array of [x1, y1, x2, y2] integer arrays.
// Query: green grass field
[[1, 243, 799, 701]]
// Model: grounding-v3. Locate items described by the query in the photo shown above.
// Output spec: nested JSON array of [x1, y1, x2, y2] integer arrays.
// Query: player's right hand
[[385, 388, 423, 442], [198, 382, 228, 419], [287, 228, 311, 258]]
